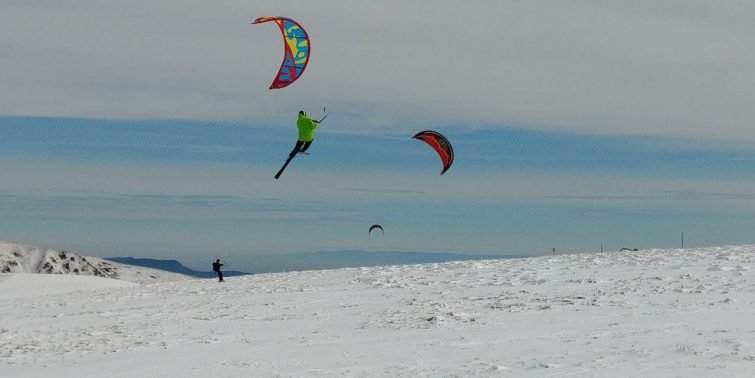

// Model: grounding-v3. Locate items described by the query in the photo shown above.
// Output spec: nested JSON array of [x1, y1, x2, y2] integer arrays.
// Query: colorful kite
[[252, 16, 310, 89], [412, 130, 454, 175], [369, 224, 384, 235]]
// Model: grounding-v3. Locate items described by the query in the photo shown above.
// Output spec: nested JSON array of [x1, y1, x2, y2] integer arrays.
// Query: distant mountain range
[[108, 251, 520, 276], [105, 257, 251, 278]]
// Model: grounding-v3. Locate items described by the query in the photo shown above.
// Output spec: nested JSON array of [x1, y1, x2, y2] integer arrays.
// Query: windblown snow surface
[[2, 245, 755, 377]]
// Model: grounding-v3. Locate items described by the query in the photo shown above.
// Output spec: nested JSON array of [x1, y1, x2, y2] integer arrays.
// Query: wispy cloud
[[340, 188, 426, 195], [546, 191, 755, 202], [2, 2, 755, 140], [545, 195, 656, 201]]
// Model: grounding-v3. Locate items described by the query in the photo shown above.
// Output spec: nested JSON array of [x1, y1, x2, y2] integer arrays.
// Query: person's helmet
[[298, 110, 305, 116]]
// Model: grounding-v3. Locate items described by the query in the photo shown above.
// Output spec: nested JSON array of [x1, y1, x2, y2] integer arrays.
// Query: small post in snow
[[681, 232, 684, 249]]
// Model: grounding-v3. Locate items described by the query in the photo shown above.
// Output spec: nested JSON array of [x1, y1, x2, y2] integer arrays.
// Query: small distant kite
[[369, 224, 384, 235], [252, 16, 310, 89], [412, 130, 454, 175]]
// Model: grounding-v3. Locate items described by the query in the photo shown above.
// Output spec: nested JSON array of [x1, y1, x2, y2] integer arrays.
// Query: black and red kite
[[412, 130, 454, 175]]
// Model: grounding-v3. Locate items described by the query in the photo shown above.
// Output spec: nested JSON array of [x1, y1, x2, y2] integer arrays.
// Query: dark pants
[[215, 270, 223, 281], [288, 140, 313, 158]]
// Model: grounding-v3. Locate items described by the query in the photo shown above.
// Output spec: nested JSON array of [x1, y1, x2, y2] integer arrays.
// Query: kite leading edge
[[369, 224, 384, 235]]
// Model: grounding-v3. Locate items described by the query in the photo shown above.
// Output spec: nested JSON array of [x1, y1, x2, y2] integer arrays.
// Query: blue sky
[[3, 1, 755, 270], [3, 116, 755, 270]]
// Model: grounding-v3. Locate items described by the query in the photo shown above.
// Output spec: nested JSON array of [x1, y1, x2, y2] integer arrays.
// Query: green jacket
[[297, 113, 318, 142]]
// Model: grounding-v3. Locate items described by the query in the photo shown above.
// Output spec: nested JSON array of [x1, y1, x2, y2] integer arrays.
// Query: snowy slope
[[0, 241, 193, 284], [1, 245, 755, 377], [0, 274, 138, 300]]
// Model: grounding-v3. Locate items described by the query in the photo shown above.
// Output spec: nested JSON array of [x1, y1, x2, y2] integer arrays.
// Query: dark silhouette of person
[[212, 259, 224, 282]]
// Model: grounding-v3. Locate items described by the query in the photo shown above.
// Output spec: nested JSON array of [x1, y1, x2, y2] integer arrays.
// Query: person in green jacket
[[289, 110, 319, 158]]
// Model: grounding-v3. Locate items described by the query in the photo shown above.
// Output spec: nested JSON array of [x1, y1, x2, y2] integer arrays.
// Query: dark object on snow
[[620, 248, 639, 252], [212, 259, 224, 282]]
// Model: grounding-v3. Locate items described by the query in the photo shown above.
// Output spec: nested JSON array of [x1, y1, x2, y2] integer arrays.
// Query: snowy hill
[[239, 250, 516, 273], [0, 241, 193, 284], [106, 251, 513, 276], [105, 257, 251, 278], [1, 245, 755, 377]]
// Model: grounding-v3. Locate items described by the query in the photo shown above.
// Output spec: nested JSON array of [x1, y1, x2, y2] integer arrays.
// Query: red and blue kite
[[253, 16, 310, 90]]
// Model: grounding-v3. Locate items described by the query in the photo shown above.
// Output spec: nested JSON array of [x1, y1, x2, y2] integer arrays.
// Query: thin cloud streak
[[547, 191, 755, 202]]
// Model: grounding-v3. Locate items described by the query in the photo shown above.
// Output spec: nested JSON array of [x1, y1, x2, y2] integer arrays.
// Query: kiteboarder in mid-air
[[275, 110, 320, 179], [291, 110, 319, 157]]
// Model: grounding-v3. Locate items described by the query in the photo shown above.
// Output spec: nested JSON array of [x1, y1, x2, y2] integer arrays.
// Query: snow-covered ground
[[0, 241, 192, 284], [2, 245, 755, 377]]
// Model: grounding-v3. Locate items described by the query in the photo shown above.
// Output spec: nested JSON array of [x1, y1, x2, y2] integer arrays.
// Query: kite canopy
[[412, 130, 454, 175], [252, 16, 310, 90], [369, 224, 384, 235]]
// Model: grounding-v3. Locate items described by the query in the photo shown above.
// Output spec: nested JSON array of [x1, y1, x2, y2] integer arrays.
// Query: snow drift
[[1, 245, 754, 377]]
